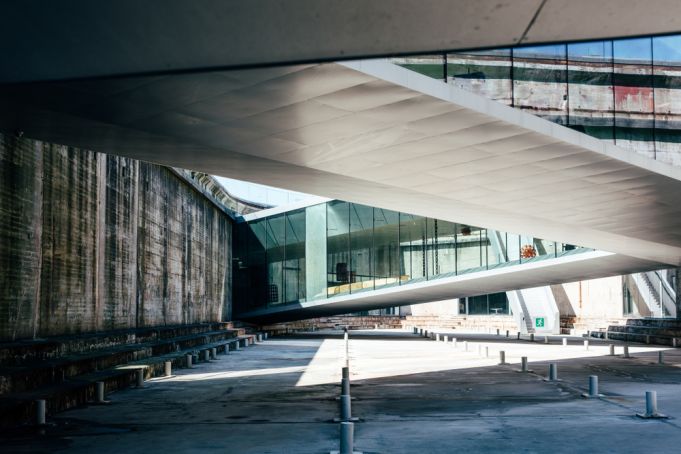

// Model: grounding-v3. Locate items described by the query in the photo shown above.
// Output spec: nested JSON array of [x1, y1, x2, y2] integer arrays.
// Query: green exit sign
[[535, 317, 545, 328]]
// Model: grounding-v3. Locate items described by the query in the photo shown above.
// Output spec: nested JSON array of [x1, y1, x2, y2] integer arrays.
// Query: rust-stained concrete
[[0, 133, 233, 341]]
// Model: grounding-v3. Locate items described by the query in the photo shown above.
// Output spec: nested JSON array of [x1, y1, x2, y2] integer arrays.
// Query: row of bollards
[[335, 361, 359, 453]]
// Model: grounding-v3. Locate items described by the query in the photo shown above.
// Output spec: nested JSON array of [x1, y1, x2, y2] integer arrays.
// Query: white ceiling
[[3, 60, 681, 266]]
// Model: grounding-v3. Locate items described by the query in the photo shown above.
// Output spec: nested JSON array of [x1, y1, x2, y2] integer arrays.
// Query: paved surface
[[4, 329, 681, 453]]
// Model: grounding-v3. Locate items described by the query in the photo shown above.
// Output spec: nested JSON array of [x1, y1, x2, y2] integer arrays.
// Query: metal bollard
[[337, 394, 358, 422], [582, 375, 602, 398], [436, 333, 440, 342], [520, 356, 529, 372], [342, 378, 350, 396], [211, 347, 217, 360], [35, 399, 46, 426], [340, 421, 354, 454], [609, 344, 615, 356], [545, 363, 558, 381], [464, 341, 468, 352], [517, 332, 521, 340], [658, 351, 664, 365], [646, 335, 651, 345], [485, 346, 489, 358], [203, 350, 211, 362], [477, 345, 482, 356], [443, 335, 448, 343], [235, 341, 240, 351], [342, 366, 350, 380], [496, 329, 500, 336], [413, 327, 418, 334], [584, 340, 589, 351], [530, 333, 534, 342], [164, 361, 172, 376], [419, 328, 423, 336], [452, 338, 457, 348], [544, 336, 549, 344], [257, 334, 263, 342], [506, 330, 509, 338], [264, 332, 268, 340], [637, 391, 667, 418], [499, 351, 507, 365], [136, 369, 144, 388], [424, 330, 428, 338], [673, 338, 679, 348], [562, 338, 567, 347], [186, 353, 193, 368], [623, 344, 630, 358], [96, 381, 105, 403]]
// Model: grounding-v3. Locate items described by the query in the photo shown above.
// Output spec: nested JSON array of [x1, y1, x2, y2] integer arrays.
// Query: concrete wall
[[0, 133, 232, 341], [552, 276, 624, 321]]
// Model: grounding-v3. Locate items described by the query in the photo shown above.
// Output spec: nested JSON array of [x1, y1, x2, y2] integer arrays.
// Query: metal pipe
[[35, 399, 46, 426], [506, 330, 509, 338], [340, 422, 354, 454]]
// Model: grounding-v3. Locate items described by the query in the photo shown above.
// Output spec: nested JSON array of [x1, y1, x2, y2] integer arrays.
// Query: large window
[[373, 208, 401, 289], [327, 201, 350, 297]]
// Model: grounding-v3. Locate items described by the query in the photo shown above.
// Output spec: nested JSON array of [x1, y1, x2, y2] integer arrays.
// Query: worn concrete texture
[[0, 133, 232, 341], [7, 329, 681, 453]]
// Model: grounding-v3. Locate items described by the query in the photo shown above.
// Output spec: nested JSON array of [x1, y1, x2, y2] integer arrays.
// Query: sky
[[214, 176, 317, 207]]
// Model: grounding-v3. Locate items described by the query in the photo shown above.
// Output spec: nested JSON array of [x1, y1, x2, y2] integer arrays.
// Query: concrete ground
[[4, 329, 681, 453]]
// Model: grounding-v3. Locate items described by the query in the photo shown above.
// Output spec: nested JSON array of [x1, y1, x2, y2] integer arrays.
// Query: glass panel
[[247, 219, 268, 310], [327, 201, 350, 297], [456, 224, 483, 272], [349, 203, 374, 293], [373, 208, 401, 289], [613, 37, 655, 156], [468, 295, 489, 314], [399, 213, 427, 282], [486, 229, 507, 268], [305, 204, 327, 301], [436, 220, 457, 275], [488, 292, 509, 315], [567, 41, 615, 141], [390, 54, 445, 80], [513, 45, 568, 124], [266, 215, 285, 306], [284, 209, 305, 303], [533, 238, 557, 257], [447, 49, 512, 105], [653, 35, 681, 165]]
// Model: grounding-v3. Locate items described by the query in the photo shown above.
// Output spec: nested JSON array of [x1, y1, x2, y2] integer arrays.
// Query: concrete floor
[[4, 329, 681, 453]]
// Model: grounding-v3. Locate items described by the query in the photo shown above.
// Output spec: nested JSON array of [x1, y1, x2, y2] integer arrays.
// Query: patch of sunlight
[[164, 365, 307, 382]]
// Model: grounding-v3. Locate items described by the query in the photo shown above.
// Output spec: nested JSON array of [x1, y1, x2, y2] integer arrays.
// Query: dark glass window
[[327, 201, 350, 297], [373, 208, 401, 289]]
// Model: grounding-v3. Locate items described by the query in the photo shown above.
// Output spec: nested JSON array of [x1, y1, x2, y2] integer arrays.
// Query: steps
[[604, 318, 681, 346], [401, 315, 517, 332], [0, 323, 257, 427]]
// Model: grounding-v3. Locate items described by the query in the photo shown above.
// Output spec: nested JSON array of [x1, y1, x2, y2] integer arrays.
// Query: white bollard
[[203, 349, 210, 362], [257, 334, 263, 342], [211, 347, 218, 360], [452, 338, 458, 348], [499, 351, 507, 365], [584, 340, 589, 351], [164, 361, 172, 376], [609, 344, 615, 356], [436, 333, 440, 342], [477, 345, 482, 356], [562, 338, 567, 347], [582, 375, 602, 398], [443, 335, 448, 343], [623, 344, 630, 358], [340, 421, 354, 454], [136, 368, 145, 388], [485, 346, 489, 358], [637, 391, 668, 418], [35, 399, 46, 426], [464, 341, 468, 352], [264, 332, 268, 340], [544, 336, 549, 344], [186, 353, 193, 368]]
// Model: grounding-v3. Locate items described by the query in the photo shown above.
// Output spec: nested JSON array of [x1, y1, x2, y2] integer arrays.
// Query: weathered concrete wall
[[0, 133, 232, 341]]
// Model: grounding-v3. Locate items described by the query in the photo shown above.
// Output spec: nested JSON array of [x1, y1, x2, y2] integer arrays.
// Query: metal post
[[584, 340, 589, 351], [264, 332, 268, 340], [547, 363, 558, 381], [463, 341, 468, 352], [424, 330, 428, 338], [530, 333, 534, 342], [637, 391, 667, 418], [562, 338, 567, 346], [658, 351, 664, 364], [582, 375, 601, 398], [419, 328, 423, 336], [496, 329, 500, 336], [340, 421, 354, 454], [257, 334, 263, 342], [164, 361, 172, 376], [485, 346, 489, 358], [211, 347, 217, 360], [413, 327, 418, 334], [544, 336, 549, 344], [443, 335, 448, 343], [96, 381, 105, 403], [609, 344, 615, 356], [186, 353, 193, 368], [506, 330, 509, 338], [521, 356, 528, 372], [436, 333, 440, 342], [203, 350, 210, 362], [136, 369, 144, 388], [452, 338, 457, 348], [35, 399, 46, 426], [624, 344, 630, 358], [517, 332, 521, 340], [235, 341, 240, 351], [499, 351, 507, 365], [340, 394, 352, 421]]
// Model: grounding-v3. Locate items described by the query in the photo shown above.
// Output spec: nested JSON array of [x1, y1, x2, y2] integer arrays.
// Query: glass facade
[[392, 34, 681, 165], [233, 201, 589, 314]]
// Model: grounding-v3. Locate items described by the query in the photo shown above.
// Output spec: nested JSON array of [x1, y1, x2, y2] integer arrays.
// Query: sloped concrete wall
[[0, 134, 232, 341]]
